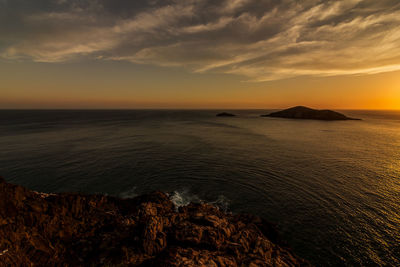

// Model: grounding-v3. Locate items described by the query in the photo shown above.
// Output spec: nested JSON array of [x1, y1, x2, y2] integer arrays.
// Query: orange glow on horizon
[[1, 63, 399, 110]]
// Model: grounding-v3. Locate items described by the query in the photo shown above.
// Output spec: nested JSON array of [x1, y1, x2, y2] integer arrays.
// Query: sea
[[0, 109, 399, 266]]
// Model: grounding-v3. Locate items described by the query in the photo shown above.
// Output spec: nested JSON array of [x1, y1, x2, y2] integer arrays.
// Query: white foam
[[119, 187, 230, 211], [170, 189, 230, 212], [170, 190, 201, 208], [119, 186, 138, 199]]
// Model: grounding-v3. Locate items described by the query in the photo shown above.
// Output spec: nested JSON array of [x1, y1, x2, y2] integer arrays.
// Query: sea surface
[[1, 109, 399, 266]]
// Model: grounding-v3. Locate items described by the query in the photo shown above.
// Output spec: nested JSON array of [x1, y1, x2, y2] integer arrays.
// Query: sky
[[1, 0, 400, 109]]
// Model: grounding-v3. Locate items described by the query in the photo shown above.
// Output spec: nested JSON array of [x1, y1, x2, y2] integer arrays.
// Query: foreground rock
[[0, 177, 310, 266], [261, 106, 360, 121], [216, 112, 236, 117]]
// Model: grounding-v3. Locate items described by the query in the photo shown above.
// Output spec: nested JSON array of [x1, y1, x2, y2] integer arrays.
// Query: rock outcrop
[[261, 106, 360, 121], [0, 177, 310, 266]]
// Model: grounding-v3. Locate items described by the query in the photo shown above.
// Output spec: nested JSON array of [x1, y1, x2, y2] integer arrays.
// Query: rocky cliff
[[0, 177, 309, 266]]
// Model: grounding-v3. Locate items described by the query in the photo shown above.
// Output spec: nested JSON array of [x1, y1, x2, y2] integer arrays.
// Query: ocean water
[[0, 109, 399, 266]]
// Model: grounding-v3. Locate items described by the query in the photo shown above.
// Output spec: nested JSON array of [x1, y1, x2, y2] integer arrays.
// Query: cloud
[[1, 0, 400, 81]]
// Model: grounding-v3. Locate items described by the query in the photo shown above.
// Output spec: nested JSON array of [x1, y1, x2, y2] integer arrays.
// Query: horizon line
[[1, 107, 400, 111]]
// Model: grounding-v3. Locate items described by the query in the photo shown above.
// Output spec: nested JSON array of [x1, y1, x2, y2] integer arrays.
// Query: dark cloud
[[1, 0, 400, 81]]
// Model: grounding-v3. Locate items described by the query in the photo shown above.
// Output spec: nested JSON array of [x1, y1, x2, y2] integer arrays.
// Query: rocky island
[[216, 112, 236, 117], [261, 106, 360, 121], [0, 177, 309, 266]]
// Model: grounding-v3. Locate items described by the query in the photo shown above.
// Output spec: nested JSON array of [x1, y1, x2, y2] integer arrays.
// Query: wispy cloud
[[1, 0, 400, 81]]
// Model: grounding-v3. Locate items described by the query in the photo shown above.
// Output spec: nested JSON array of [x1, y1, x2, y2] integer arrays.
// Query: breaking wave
[[119, 186, 138, 199], [170, 189, 230, 212]]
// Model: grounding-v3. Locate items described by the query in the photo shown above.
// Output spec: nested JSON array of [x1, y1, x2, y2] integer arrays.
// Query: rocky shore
[[0, 177, 309, 266]]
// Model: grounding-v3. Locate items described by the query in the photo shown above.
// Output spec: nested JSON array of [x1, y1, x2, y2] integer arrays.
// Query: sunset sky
[[1, 0, 400, 109]]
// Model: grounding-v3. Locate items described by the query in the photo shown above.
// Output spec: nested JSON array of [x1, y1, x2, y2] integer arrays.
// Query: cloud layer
[[1, 0, 400, 81]]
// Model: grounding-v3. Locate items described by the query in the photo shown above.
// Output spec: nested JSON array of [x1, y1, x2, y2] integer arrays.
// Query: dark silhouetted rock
[[0, 178, 310, 266], [261, 106, 360, 121], [216, 112, 236, 117]]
